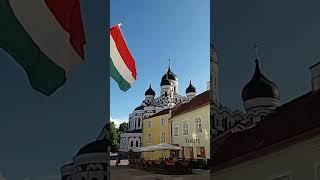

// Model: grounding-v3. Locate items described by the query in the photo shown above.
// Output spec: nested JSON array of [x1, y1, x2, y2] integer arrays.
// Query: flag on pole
[[110, 24, 137, 92], [0, 0, 86, 96]]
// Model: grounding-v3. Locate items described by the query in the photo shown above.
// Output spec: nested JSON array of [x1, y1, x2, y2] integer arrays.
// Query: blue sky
[[110, 0, 210, 125], [0, 1, 108, 179]]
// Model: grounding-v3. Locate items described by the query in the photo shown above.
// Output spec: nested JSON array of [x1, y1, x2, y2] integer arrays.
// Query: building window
[[211, 114, 216, 129], [161, 132, 166, 143], [130, 141, 133, 147], [161, 117, 166, 126], [174, 123, 179, 136], [147, 133, 151, 143], [195, 117, 202, 133], [182, 121, 189, 135], [195, 146, 206, 158], [138, 118, 141, 127], [136, 141, 139, 147], [148, 121, 151, 128]]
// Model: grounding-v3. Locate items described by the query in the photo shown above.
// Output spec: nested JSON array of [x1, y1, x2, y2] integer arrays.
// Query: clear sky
[[110, 0, 210, 125], [212, 0, 320, 111], [0, 1, 108, 180]]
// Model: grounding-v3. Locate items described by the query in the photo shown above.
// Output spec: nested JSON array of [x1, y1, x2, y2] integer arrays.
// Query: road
[[109, 165, 210, 180]]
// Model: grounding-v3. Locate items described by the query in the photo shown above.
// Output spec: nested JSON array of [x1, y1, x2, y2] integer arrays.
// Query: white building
[[60, 124, 109, 180], [119, 65, 197, 155]]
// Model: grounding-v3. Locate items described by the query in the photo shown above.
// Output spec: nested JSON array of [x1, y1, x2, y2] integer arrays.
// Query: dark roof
[[242, 59, 280, 101], [160, 73, 172, 86], [209, 90, 320, 171], [145, 84, 155, 96], [186, 80, 196, 94], [76, 139, 107, 156], [147, 108, 171, 119], [171, 91, 210, 118], [127, 129, 142, 133], [134, 105, 145, 111], [161, 67, 178, 83], [61, 162, 74, 168]]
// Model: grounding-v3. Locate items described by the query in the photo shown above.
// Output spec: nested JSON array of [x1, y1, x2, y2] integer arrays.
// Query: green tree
[[110, 122, 119, 152], [119, 122, 128, 133]]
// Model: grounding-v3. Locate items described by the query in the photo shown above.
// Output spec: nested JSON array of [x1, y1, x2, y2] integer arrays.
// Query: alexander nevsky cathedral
[[119, 65, 198, 155]]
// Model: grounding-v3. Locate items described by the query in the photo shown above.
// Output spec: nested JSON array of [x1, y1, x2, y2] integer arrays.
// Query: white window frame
[[266, 171, 292, 180], [174, 123, 179, 136], [182, 121, 189, 135], [314, 162, 320, 180], [160, 132, 166, 143], [147, 133, 152, 144], [194, 116, 203, 134], [161, 117, 166, 126], [148, 120, 151, 128]]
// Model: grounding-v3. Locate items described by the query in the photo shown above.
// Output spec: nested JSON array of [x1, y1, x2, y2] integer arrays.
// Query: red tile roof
[[146, 108, 171, 119], [209, 90, 320, 171], [170, 90, 210, 118]]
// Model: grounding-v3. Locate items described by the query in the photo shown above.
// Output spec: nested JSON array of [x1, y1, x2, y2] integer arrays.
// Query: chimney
[[310, 61, 320, 91]]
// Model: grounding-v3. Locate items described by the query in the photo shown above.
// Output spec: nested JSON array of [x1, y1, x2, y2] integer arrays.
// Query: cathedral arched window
[[136, 141, 139, 147], [131, 141, 134, 147], [165, 92, 168, 97], [138, 118, 141, 127], [211, 114, 216, 129]]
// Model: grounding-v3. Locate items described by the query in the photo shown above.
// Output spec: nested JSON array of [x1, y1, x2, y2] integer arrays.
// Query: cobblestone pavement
[[109, 166, 210, 180]]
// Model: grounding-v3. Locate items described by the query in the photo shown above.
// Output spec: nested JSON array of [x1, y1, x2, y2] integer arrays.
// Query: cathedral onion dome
[[161, 73, 172, 86], [76, 139, 107, 156], [161, 67, 178, 82], [145, 84, 155, 96], [242, 59, 280, 102], [134, 105, 145, 111], [186, 80, 196, 94]]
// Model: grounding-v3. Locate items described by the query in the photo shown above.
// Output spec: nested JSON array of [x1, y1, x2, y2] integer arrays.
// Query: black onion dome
[[242, 59, 280, 101], [161, 73, 172, 86], [161, 67, 178, 82], [76, 139, 107, 156], [134, 105, 145, 111], [145, 84, 155, 96], [186, 80, 196, 93]]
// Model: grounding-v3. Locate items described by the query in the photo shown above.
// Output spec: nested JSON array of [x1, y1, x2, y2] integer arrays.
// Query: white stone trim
[[244, 97, 280, 110], [74, 153, 107, 165]]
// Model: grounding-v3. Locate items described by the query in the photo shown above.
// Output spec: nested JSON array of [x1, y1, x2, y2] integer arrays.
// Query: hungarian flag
[[110, 24, 137, 92], [0, 0, 86, 96]]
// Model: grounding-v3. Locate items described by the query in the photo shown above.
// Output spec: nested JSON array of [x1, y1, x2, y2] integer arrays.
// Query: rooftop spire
[[254, 43, 259, 59]]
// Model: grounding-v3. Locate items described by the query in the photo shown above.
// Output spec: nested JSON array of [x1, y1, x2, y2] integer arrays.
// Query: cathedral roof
[[76, 139, 107, 156], [134, 105, 145, 111], [186, 80, 196, 94], [209, 90, 320, 171], [145, 84, 155, 96], [161, 67, 178, 82], [242, 59, 280, 101], [160, 73, 172, 86], [171, 91, 210, 118]]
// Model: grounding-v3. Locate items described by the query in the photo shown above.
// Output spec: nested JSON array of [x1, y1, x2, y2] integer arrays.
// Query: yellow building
[[171, 91, 211, 160], [142, 109, 172, 160], [210, 89, 320, 180]]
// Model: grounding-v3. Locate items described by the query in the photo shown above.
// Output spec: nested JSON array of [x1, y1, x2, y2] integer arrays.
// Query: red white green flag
[[0, 0, 86, 96], [110, 24, 137, 92]]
